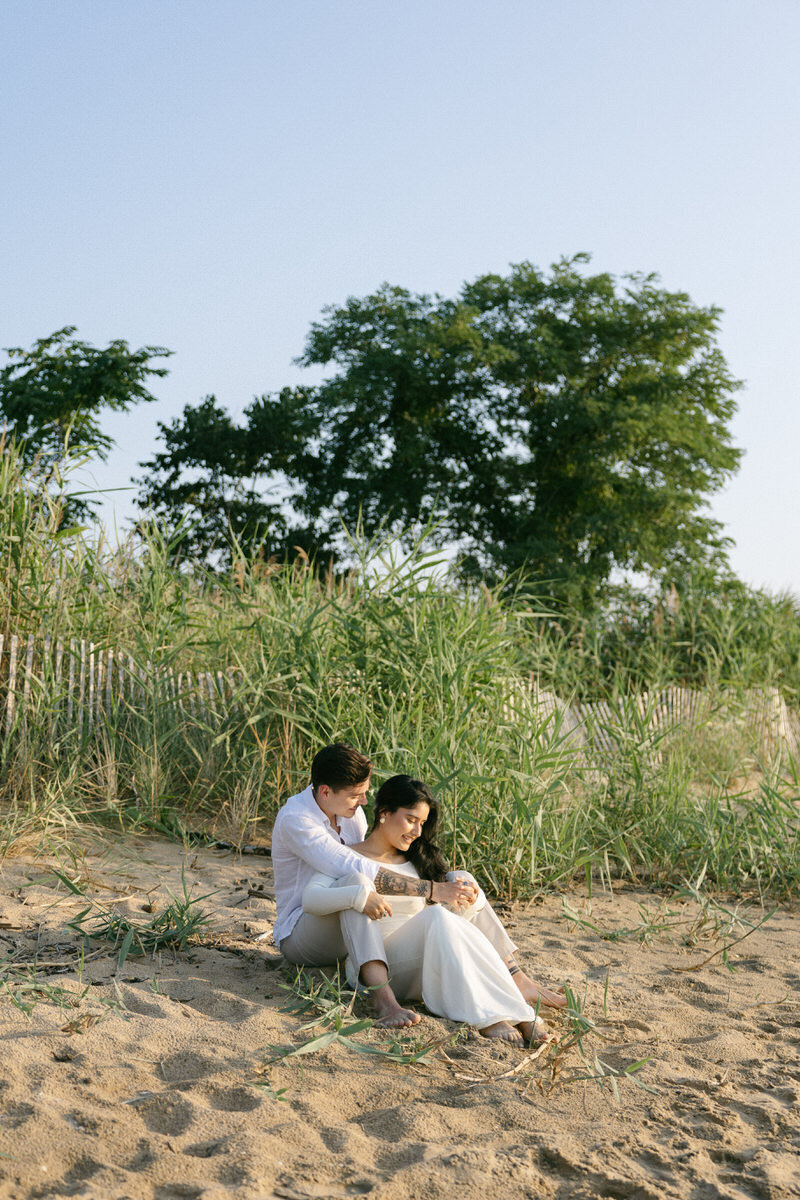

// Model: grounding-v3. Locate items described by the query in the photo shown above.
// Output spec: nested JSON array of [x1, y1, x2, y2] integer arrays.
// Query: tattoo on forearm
[[375, 868, 430, 898]]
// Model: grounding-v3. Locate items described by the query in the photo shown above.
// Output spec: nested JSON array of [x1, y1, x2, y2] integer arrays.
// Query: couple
[[271, 743, 565, 1047]]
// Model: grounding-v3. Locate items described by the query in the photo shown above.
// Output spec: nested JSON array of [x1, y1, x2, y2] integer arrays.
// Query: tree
[[136, 257, 743, 597], [136, 391, 323, 564], [455, 257, 743, 598], [0, 326, 171, 466]]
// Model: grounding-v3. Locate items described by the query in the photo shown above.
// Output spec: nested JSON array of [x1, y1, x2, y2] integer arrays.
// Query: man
[[271, 742, 564, 1027]]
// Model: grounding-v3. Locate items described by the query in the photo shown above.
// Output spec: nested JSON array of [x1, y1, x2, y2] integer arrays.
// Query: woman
[[302, 774, 556, 1047]]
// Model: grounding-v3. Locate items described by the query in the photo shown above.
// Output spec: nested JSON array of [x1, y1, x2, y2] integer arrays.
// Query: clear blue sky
[[2, 0, 798, 593]]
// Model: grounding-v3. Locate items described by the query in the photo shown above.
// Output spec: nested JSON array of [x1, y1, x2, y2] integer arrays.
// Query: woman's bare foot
[[371, 988, 420, 1028], [360, 961, 420, 1028], [480, 1021, 524, 1047], [508, 965, 567, 1009], [518, 1016, 553, 1046]]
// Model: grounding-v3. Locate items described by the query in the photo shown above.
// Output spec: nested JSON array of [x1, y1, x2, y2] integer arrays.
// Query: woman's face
[[380, 802, 430, 853]]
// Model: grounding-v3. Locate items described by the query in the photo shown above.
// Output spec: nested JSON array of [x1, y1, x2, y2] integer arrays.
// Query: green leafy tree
[[136, 391, 322, 564], [456, 258, 743, 598], [136, 257, 742, 597], [0, 326, 171, 466]]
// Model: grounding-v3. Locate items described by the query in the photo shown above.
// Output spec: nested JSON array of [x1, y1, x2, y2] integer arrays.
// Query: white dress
[[303, 861, 538, 1031]]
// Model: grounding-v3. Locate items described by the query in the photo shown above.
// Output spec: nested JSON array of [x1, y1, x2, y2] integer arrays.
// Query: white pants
[[280, 869, 516, 975], [280, 872, 386, 969], [369, 903, 536, 1029]]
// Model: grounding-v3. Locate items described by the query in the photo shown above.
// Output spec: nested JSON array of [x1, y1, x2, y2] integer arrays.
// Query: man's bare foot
[[372, 988, 420, 1029], [518, 1016, 553, 1046], [480, 1021, 524, 1047], [509, 966, 567, 1009]]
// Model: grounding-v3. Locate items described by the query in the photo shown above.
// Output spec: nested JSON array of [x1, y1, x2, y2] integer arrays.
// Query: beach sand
[[0, 834, 798, 1200]]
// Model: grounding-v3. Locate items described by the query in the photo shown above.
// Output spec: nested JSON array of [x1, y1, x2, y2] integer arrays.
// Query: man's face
[[316, 777, 371, 821]]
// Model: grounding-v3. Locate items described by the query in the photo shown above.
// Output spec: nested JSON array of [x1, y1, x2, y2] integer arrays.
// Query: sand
[[0, 834, 798, 1200]]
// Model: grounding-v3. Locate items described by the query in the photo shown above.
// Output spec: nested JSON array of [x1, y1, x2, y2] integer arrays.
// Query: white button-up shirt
[[271, 784, 380, 943]]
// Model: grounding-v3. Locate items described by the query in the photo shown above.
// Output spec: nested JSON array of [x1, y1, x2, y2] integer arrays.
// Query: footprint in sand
[[38, 1154, 103, 1197], [0, 1100, 35, 1129], [62, 1111, 100, 1135], [136, 1092, 196, 1136], [152, 1186, 206, 1200], [183, 1138, 228, 1159], [117, 985, 170, 1018], [164, 986, 258, 1020], [206, 1085, 262, 1113], [159, 1051, 221, 1086]]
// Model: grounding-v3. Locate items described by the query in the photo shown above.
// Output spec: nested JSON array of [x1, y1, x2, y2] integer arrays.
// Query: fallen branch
[[673, 907, 776, 973], [450, 1038, 552, 1085]]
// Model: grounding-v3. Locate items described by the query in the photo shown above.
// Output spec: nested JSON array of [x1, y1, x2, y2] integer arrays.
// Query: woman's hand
[[431, 878, 479, 908], [363, 891, 393, 920]]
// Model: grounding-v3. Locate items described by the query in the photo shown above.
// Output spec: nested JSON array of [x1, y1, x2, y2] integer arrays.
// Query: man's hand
[[363, 891, 393, 920], [432, 878, 479, 908]]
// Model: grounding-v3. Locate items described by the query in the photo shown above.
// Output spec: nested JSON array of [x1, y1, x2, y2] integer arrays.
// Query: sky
[[1, 0, 798, 594]]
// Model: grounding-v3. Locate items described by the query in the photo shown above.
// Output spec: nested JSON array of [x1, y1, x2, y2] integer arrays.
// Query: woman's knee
[[447, 870, 477, 886], [446, 869, 484, 913]]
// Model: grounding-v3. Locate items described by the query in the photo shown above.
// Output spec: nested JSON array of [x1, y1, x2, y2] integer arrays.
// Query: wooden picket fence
[[2, 629, 799, 760], [0, 631, 238, 739], [525, 682, 800, 761]]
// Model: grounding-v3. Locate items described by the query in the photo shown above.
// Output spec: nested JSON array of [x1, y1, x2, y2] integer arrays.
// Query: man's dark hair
[[311, 742, 372, 791]]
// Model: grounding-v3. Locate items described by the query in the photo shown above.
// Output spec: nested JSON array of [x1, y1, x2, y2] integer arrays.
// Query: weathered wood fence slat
[[526, 681, 800, 760], [0, 631, 239, 740], [2, 631, 799, 757]]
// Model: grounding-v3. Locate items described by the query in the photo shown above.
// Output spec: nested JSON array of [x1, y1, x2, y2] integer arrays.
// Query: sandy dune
[[0, 835, 798, 1200]]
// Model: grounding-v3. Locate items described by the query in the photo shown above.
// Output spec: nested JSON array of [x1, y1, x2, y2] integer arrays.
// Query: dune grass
[[1, 441, 798, 899]]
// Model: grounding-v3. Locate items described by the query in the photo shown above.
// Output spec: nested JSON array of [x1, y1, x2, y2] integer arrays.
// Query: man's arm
[[276, 809, 476, 905], [276, 814, 381, 880]]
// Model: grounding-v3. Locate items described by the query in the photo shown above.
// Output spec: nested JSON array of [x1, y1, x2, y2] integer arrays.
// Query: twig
[[452, 1039, 552, 1085], [741, 994, 799, 1011], [673, 908, 776, 973], [1, 948, 110, 971]]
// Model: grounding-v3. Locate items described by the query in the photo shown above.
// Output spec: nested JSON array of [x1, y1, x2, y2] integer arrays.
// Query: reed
[[1, 442, 798, 899]]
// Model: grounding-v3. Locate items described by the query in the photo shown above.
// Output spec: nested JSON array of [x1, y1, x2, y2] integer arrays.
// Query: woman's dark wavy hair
[[370, 775, 449, 883]]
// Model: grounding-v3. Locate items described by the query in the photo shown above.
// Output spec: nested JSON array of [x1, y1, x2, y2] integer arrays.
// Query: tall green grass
[[528, 573, 800, 703], [1, 441, 798, 899]]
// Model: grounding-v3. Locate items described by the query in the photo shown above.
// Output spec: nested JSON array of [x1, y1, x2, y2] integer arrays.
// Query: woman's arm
[[303, 866, 476, 916], [302, 873, 371, 917], [279, 812, 466, 901], [375, 868, 479, 907]]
